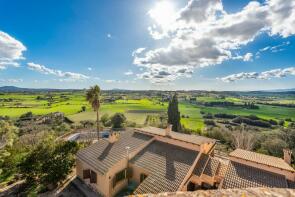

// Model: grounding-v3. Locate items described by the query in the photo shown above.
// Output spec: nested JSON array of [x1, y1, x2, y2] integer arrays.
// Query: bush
[[214, 113, 237, 119], [203, 113, 213, 119], [278, 120, 285, 126], [268, 119, 278, 125], [111, 113, 126, 129], [101, 114, 111, 127], [204, 119, 215, 126], [81, 106, 86, 112], [232, 116, 271, 128]]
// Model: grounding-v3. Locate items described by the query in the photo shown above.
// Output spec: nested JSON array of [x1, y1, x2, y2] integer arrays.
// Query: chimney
[[165, 124, 172, 136], [109, 132, 119, 143], [283, 148, 292, 165]]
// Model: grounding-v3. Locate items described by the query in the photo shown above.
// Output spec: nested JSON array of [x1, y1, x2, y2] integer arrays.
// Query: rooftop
[[131, 140, 199, 194], [221, 161, 288, 189], [77, 130, 153, 175], [229, 149, 295, 172], [135, 127, 216, 146]]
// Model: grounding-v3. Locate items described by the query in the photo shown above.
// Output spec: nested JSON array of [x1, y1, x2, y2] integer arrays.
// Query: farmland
[[0, 90, 295, 132]]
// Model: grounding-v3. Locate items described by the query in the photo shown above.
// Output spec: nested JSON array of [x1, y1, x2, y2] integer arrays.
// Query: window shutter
[[83, 169, 90, 179], [90, 170, 97, 183]]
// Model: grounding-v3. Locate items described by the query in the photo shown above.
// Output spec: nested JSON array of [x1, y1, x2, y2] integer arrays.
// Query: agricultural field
[[1, 91, 295, 132]]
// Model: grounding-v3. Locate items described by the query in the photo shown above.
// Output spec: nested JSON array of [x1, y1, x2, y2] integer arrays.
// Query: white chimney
[[283, 149, 292, 165], [165, 124, 172, 136]]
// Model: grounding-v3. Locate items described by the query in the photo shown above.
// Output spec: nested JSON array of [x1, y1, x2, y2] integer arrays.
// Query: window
[[113, 169, 127, 188], [83, 169, 90, 179], [90, 170, 97, 183], [140, 173, 147, 183]]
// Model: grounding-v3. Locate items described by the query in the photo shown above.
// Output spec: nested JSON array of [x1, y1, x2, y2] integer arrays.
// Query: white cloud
[[137, 65, 193, 84], [27, 62, 89, 81], [134, 0, 295, 83], [132, 48, 145, 57], [0, 31, 26, 69], [87, 67, 92, 71], [124, 70, 134, 76], [232, 53, 253, 62], [107, 33, 112, 38], [221, 67, 295, 82], [0, 78, 23, 83]]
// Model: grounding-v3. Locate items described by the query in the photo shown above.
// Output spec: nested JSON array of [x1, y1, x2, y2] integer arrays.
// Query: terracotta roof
[[229, 149, 295, 172], [221, 161, 288, 189], [288, 180, 295, 189], [131, 140, 199, 194], [215, 161, 228, 177], [77, 130, 153, 175], [203, 157, 220, 177], [193, 154, 209, 177], [136, 127, 216, 145]]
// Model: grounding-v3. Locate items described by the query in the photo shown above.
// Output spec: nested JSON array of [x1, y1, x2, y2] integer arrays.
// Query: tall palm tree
[[86, 85, 101, 140]]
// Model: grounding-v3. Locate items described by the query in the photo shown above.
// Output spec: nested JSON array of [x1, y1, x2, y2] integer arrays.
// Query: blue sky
[[0, 0, 295, 90]]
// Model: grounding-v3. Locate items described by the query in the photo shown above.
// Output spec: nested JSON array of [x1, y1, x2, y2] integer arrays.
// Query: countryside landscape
[[1, 0, 295, 196]]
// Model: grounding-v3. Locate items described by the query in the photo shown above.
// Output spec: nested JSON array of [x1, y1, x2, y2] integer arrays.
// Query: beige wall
[[76, 158, 108, 195], [230, 156, 295, 181], [129, 164, 150, 185]]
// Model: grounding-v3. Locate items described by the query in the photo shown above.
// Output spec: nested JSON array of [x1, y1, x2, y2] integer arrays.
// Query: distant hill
[[0, 86, 81, 92], [0, 86, 295, 93]]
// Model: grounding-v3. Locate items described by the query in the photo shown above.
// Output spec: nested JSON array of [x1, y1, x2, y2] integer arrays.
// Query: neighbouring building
[[76, 126, 295, 197]]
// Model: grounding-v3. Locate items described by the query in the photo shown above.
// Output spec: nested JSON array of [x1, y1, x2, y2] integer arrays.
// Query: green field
[[1, 92, 295, 131]]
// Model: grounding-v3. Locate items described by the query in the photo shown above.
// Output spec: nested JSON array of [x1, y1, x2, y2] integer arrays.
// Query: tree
[[111, 113, 126, 128], [231, 125, 256, 151], [167, 93, 181, 132], [86, 85, 101, 139], [19, 137, 79, 189], [101, 114, 111, 127]]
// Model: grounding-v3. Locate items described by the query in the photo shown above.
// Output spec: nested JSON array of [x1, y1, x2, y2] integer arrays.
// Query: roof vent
[[165, 124, 172, 137]]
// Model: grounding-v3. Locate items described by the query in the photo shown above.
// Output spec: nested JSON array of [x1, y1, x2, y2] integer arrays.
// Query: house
[[76, 126, 295, 197]]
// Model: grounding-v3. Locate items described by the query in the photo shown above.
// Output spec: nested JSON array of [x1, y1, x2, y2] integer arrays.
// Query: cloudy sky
[[0, 0, 295, 90]]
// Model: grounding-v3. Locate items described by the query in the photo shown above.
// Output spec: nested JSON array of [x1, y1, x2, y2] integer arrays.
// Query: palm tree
[[86, 85, 101, 140]]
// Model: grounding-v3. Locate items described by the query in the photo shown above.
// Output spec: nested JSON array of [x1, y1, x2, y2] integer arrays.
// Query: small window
[[113, 169, 127, 188], [83, 169, 90, 179], [140, 173, 147, 183], [90, 170, 97, 183]]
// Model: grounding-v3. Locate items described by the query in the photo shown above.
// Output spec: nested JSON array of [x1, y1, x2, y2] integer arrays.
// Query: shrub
[[203, 113, 213, 119], [268, 119, 278, 125], [204, 119, 215, 126], [214, 113, 237, 119], [111, 113, 126, 128]]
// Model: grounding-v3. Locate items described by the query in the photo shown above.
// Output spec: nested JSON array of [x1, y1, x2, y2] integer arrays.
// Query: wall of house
[[230, 156, 295, 181], [129, 164, 150, 185], [76, 158, 108, 196], [107, 157, 128, 197]]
